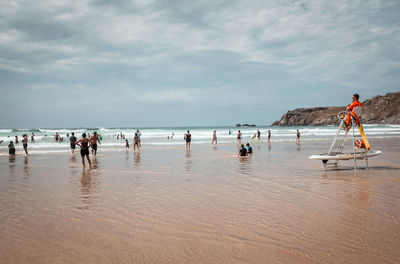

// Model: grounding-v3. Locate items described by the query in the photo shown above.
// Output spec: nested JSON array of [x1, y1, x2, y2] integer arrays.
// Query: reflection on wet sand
[[8, 154, 15, 174], [125, 150, 129, 166], [79, 168, 100, 210], [23, 156, 29, 177], [1, 138, 399, 264], [91, 156, 99, 169], [238, 156, 251, 175], [268, 142, 271, 151], [134, 152, 141, 169], [185, 150, 192, 173]]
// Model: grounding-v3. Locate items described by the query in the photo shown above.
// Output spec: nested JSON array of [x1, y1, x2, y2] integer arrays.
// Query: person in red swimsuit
[[345, 94, 362, 130]]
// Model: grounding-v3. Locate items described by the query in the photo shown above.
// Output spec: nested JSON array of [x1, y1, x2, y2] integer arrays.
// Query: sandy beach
[[0, 138, 399, 264]]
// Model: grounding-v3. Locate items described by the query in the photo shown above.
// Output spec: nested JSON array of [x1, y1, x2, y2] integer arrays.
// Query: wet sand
[[0, 138, 399, 264]]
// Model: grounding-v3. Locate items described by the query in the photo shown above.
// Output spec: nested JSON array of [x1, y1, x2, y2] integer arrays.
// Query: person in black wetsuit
[[238, 144, 247, 156], [8, 141, 15, 154], [75, 133, 91, 167], [246, 143, 253, 155]]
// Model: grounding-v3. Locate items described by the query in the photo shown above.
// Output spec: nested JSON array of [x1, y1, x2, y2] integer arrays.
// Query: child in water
[[8, 141, 15, 154], [125, 139, 129, 149]]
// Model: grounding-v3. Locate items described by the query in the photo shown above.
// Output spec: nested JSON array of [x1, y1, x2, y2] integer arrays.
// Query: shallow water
[[1, 125, 399, 155], [0, 138, 399, 263]]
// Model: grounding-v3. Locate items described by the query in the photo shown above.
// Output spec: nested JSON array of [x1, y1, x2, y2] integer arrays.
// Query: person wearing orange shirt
[[345, 94, 362, 130]]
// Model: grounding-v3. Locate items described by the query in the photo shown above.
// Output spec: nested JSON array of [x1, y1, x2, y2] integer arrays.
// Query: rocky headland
[[272, 91, 400, 126]]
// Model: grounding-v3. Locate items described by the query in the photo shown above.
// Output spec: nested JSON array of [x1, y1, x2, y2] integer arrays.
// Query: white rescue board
[[309, 150, 382, 161]]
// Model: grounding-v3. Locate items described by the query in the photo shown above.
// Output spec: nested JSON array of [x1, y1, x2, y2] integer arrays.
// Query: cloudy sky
[[0, 0, 399, 128]]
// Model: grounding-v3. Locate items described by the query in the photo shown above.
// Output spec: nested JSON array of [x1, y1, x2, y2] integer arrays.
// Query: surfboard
[[309, 150, 382, 161], [357, 125, 371, 150]]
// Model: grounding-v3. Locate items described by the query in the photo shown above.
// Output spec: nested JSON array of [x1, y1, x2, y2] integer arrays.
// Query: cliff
[[272, 92, 400, 126]]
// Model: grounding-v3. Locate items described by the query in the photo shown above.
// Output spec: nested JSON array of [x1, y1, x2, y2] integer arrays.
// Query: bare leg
[[81, 156, 85, 167], [86, 155, 91, 167]]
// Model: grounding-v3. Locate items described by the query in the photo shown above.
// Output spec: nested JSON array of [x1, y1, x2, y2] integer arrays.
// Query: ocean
[[1, 125, 400, 155]]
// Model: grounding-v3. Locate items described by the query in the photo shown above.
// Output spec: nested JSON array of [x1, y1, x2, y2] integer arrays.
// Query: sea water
[[0, 125, 399, 155]]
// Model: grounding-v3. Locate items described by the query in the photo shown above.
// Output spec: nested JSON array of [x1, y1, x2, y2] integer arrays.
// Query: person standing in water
[[185, 130, 191, 151], [15, 136, 18, 144], [268, 130, 271, 142], [22, 134, 28, 155], [136, 130, 142, 147], [237, 130, 242, 144], [125, 139, 129, 149], [69, 132, 77, 154], [31, 133, 35, 142], [211, 130, 217, 144], [133, 133, 140, 151], [75, 133, 91, 167], [257, 129, 261, 140], [296, 129, 301, 143], [90, 132, 101, 156]]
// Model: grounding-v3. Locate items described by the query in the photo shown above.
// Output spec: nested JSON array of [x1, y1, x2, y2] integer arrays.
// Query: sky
[[0, 0, 399, 128]]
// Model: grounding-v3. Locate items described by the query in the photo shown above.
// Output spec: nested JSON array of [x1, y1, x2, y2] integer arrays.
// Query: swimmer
[[22, 134, 28, 155], [237, 130, 242, 144], [238, 144, 247, 156], [133, 133, 140, 151], [185, 130, 191, 151], [90, 132, 101, 156], [296, 129, 301, 143], [75, 133, 91, 167], [136, 130, 141, 147], [125, 139, 129, 149], [8, 141, 15, 154], [69, 132, 77, 154], [246, 143, 253, 155], [212, 130, 217, 144]]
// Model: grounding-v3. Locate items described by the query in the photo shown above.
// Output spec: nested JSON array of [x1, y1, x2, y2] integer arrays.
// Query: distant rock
[[272, 92, 400, 126], [236, 124, 256, 127]]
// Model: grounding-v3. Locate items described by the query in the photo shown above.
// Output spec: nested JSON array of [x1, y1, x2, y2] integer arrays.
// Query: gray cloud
[[0, 0, 399, 127]]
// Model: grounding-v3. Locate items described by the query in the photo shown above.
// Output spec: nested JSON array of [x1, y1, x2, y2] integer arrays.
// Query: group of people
[[125, 130, 142, 151], [68, 131, 101, 167], [238, 143, 253, 156], [4, 134, 29, 155]]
